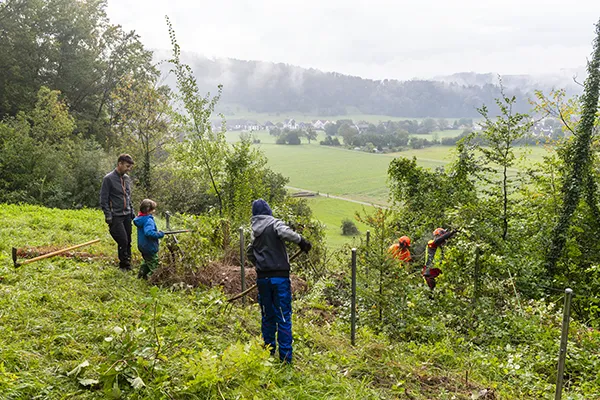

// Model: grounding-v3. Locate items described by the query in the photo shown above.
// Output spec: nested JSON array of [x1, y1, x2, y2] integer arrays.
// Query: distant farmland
[[227, 130, 552, 205]]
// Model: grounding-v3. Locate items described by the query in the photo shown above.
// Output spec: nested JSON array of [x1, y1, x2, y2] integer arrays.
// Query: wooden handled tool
[[13, 238, 101, 267], [227, 249, 304, 302]]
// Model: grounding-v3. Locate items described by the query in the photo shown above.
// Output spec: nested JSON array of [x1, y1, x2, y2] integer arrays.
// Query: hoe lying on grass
[[12, 238, 101, 268]]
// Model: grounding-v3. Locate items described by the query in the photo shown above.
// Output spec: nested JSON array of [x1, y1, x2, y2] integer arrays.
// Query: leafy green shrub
[[150, 214, 227, 287], [183, 341, 273, 396], [341, 218, 360, 236], [273, 197, 327, 279], [320, 135, 341, 146], [0, 87, 112, 208]]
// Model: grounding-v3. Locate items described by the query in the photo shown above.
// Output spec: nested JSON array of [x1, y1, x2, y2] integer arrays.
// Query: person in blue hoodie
[[133, 199, 165, 279], [247, 199, 312, 363]]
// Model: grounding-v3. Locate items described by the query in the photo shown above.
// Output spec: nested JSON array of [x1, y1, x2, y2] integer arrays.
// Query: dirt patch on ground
[[411, 370, 496, 400], [151, 260, 307, 302], [295, 305, 337, 324], [197, 262, 308, 302]]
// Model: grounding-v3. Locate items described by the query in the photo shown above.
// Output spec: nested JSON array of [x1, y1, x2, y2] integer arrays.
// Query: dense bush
[[0, 87, 112, 208], [276, 130, 302, 145], [341, 218, 360, 236], [320, 135, 341, 146]]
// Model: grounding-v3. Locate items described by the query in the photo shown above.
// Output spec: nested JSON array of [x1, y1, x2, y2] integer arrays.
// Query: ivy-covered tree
[[546, 21, 600, 274]]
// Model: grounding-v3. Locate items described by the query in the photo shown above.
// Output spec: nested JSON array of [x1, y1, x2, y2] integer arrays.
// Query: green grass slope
[[2, 204, 598, 399], [0, 204, 482, 399], [302, 196, 374, 249]]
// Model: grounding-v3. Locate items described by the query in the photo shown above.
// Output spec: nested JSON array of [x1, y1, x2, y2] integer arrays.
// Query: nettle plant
[[181, 341, 273, 397], [66, 288, 166, 398]]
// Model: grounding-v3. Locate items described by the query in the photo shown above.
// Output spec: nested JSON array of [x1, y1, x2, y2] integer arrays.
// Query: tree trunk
[[502, 164, 508, 241], [546, 21, 600, 274], [144, 142, 151, 197]]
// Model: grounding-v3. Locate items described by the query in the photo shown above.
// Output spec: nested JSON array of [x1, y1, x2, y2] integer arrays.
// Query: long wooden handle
[[163, 229, 193, 235], [228, 284, 257, 302], [289, 249, 303, 262], [18, 239, 101, 266], [227, 249, 305, 302]]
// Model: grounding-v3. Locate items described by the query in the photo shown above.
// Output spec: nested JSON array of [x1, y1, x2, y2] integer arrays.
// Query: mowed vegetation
[[2, 203, 600, 399], [0, 205, 402, 399]]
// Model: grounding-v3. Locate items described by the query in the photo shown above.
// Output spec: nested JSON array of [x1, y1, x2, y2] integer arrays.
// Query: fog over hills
[[156, 50, 584, 118], [433, 69, 586, 94]]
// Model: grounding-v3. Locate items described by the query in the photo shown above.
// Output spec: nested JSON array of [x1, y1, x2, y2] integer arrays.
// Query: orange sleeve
[[399, 249, 412, 262]]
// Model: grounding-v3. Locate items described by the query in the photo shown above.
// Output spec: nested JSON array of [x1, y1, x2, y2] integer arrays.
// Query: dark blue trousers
[[257, 277, 293, 363]]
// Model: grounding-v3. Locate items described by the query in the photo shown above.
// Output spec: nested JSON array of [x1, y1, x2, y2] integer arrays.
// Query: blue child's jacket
[[133, 214, 165, 254]]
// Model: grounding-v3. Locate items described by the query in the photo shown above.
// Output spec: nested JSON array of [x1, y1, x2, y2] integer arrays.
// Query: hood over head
[[252, 199, 272, 216]]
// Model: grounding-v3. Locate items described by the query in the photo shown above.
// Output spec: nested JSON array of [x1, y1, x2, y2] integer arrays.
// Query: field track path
[[286, 186, 389, 209]]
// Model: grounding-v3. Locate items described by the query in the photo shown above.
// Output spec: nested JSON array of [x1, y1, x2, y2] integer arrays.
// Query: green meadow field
[[226, 130, 555, 247], [301, 196, 374, 249], [229, 130, 553, 203]]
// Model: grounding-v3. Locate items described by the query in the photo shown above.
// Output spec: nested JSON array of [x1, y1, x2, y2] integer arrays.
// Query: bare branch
[[531, 110, 550, 125], [558, 108, 577, 135]]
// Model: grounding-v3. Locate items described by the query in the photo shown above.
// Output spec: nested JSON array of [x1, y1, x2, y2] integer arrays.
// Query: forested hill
[[157, 52, 579, 118], [434, 70, 585, 93]]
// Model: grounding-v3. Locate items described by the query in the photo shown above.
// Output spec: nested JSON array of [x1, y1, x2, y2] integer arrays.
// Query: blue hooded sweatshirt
[[133, 214, 165, 255]]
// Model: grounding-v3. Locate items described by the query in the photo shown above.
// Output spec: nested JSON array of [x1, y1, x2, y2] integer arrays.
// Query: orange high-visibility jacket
[[388, 243, 412, 262]]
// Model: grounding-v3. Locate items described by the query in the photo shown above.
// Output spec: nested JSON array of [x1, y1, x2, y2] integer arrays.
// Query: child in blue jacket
[[133, 199, 165, 279]]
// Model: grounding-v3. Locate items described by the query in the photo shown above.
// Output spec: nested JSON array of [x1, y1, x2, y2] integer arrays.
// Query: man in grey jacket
[[247, 199, 311, 363], [100, 154, 135, 270]]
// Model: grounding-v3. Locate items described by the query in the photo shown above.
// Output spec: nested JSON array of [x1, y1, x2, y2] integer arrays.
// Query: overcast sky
[[106, 0, 600, 80]]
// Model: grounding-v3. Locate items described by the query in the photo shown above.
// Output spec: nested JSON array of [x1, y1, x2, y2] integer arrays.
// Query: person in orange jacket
[[388, 235, 412, 263], [422, 228, 458, 290]]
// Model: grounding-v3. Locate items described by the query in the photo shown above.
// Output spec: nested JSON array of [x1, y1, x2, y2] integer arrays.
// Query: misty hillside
[[434, 70, 585, 94], [156, 51, 582, 118]]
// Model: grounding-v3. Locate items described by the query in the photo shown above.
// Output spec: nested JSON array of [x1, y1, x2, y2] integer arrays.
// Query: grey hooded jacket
[[249, 215, 301, 278], [99, 169, 133, 223]]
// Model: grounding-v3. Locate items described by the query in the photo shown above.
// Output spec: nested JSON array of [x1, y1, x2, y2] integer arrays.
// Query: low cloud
[[108, 0, 600, 80]]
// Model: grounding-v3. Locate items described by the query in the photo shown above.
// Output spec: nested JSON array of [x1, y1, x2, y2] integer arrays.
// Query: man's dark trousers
[[257, 277, 293, 363], [109, 215, 132, 270]]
